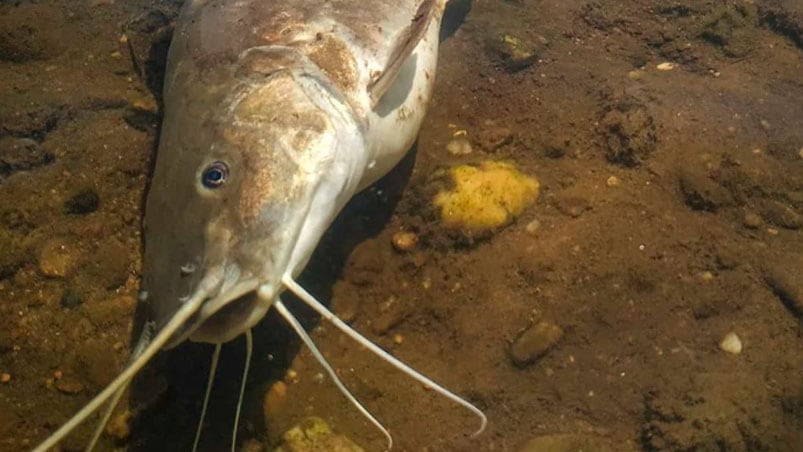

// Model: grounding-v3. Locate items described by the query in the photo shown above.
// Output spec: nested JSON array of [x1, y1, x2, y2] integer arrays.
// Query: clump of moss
[[433, 160, 539, 237], [274, 417, 364, 452]]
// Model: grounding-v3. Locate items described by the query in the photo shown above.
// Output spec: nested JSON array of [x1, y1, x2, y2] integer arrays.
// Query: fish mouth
[[165, 269, 263, 348]]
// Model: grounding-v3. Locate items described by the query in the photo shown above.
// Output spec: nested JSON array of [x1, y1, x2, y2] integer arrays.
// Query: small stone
[[393, 334, 404, 345], [759, 119, 771, 131], [55, 375, 84, 394], [699, 271, 715, 283], [798, 147, 803, 159], [606, 175, 621, 187], [486, 33, 541, 72], [106, 410, 132, 440], [446, 137, 473, 156], [0, 373, 10, 383], [627, 70, 644, 80], [719, 332, 742, 354], [391, 231, 418, 252], [743, 211, 762, 229], [285, 369, 298, 384], [510, 320, 563, 367], [64, 189, 99, 215], [525, 219, 541, 235], [38, 238, 79, 278], [656, 62, 675, 71]]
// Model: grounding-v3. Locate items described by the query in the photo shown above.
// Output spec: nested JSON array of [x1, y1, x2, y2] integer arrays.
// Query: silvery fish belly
[[142, 0, 445, 346]]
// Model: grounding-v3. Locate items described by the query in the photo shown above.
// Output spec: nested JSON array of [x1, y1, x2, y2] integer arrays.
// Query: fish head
[[142, 54, 364, 347]]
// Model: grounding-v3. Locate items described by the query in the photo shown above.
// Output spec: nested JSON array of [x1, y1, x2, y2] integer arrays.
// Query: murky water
[[1, 0, 802, 451]]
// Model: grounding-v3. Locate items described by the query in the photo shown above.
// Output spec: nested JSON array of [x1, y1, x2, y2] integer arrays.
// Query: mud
[[1, 0, 802, 451]]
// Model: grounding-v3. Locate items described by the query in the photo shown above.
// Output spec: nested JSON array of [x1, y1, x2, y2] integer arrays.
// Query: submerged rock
[[485, 33, 544, 72], [510, 320, 563, 367], [273, 417, 364, 452]]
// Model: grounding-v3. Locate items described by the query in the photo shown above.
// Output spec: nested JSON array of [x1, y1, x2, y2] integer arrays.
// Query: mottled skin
[[142, 0, 444, 346]]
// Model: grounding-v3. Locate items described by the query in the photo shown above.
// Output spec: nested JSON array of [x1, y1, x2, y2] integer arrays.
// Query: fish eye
[[201, 161, 228, 188]]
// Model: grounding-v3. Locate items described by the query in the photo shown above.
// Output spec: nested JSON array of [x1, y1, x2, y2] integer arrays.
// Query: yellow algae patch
[[434, 161, 539, 235]]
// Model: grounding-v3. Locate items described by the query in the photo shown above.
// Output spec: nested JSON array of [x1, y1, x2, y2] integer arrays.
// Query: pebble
[[699, 271, 715, 283], [628, 70, 644, 80], [391, 231, 418, 252], [510, 320, 563, 367], [106, 410, 132, 440], [446, 137, 473, 155], [393, 334, 404, 345], [0, 373, 10, 383], [55, 375, 84, 394], [798, 147, 803, 159], [38, 238, 78, 278], [743, 211, 762, 229], [719, 332, 742, 354], [487, 33, 541, 72], [525, 219, 541, 235], [606, 175, 621, 187], [656, 62, 675, 71]]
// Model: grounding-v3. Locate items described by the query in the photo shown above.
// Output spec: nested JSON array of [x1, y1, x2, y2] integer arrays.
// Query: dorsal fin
[[367, 0, 444, 107]]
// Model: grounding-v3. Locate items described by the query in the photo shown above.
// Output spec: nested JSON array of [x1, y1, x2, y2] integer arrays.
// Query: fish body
[[144, 0, 444, 345], [33, 2, 487, 450]]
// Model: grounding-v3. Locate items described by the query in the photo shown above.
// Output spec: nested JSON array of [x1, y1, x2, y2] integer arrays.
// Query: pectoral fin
[[367, 0, 444, 107]]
